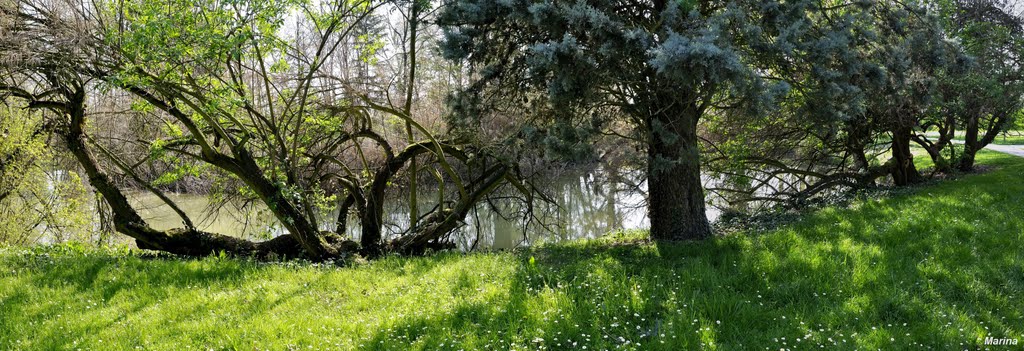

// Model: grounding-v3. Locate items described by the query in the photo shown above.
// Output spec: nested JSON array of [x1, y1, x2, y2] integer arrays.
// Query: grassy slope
[[1, 151, 1023, 350]]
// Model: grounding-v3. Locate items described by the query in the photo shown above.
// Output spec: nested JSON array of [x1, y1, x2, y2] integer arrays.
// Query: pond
[[129, 170, 725, 250]]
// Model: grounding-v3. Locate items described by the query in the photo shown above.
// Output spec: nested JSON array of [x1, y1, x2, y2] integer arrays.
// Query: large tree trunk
[[890, 126, 922, 186], [646, 102, 712, 241]]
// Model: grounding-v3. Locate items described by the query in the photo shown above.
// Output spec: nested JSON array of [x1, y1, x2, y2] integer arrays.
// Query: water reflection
[[130, 170, 723, 250]]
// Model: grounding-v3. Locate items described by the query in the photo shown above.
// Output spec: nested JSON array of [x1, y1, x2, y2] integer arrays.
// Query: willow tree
[[438, 0, 821, 240], [1, 0, 513, 259]]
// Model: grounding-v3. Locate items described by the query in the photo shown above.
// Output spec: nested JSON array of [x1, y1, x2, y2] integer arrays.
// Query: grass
[[953, 134, 1024, 145], [987, 134, 1024, 145], [923, 130, 1024, 145], [1, 151, 1023, 350]]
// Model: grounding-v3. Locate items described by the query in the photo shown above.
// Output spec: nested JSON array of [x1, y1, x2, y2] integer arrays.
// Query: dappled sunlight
[[0, 152, 1022, 349], [0, 0, 1021, 345]]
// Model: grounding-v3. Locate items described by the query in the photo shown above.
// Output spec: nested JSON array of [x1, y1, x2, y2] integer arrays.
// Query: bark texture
[[645, 100, 712, 241], [890, 126, 922, 186]]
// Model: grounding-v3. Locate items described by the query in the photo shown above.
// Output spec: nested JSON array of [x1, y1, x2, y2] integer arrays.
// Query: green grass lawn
[[2, 151, 1023, 350], [951, 134, 1024, 145], [924, 130, 1024, 145], [988, 134, 1024, 145]]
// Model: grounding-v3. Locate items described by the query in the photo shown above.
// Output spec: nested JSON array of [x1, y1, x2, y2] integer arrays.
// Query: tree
[[0, 0, 515, 259], [686, 0, 965, 210], [438, 0, 804, 240], [861, 1, 960, 185], [944, 0, 1024, 171]]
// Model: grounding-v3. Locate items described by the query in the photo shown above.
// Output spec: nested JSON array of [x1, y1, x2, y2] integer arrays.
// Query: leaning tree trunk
[[389, 165, 508, 255], [59, 87, 354, 259], [645, 101, 712, 241], [890, 126, 922, 186], [356, 141, 476, 256], [118, 84, 338, 259], [915, 138, 953, 174], [228, 148, 338, 259], [913, 113, 957, 174]]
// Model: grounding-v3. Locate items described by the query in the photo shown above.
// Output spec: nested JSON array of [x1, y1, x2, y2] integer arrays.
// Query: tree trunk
[[890, 126, 922, 186], [920, 144, 952, 174], [359, 166, 393, 256], [913, 132, 953, 174], [958, 110, 981, 172], [646, 102, 712, 241], [914, 113, 957, 174], [404, 0, 422, 229], [229, 148, 337, 259], [389, 165, 507, 255], [60, 87, 354, 260], [844, 120, 877, 186], [360, 201, 385, 256], [957, 108, 1011, 172], [357, 141, 473, 256]]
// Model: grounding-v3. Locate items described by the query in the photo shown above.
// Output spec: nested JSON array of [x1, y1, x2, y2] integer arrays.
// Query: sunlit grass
[[924, 130, 1024, 145], [1, 150, 1022, 350], [987, 134, 1024, 145]]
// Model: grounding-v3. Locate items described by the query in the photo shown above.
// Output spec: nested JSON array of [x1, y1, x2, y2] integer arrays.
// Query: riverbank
[[1, 150, 1022, 350]]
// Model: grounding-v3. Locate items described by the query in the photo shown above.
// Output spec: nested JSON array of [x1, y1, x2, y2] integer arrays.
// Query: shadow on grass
[[0, 253, 265, 349], [355, 154, 1024, 350], [0, 152, 1019, 350]]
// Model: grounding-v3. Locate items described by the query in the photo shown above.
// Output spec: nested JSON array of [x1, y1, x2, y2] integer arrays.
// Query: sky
[[1011, 0, 1024, 16]]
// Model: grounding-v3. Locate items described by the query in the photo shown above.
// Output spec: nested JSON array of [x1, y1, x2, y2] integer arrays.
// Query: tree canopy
[[0, 0, 1022, 258]]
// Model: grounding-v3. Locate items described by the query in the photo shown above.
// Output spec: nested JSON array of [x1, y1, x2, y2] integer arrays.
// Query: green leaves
[[106, 0, 296, 81], [355, 33, 385, 65], [268, 59, 290, 73], [152, 163, 205, 187], [0, 108, 91, 245]]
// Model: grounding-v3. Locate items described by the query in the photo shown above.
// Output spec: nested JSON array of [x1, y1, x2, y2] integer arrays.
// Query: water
[[28, 165, 827, 249], [129, 170, 725, 250]]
